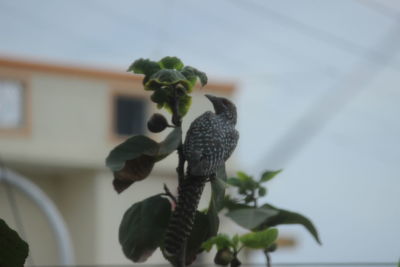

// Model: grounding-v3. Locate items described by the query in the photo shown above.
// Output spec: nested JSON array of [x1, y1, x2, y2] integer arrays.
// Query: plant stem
[[265, 251, 271, 267], [170, 86, 185, 187]]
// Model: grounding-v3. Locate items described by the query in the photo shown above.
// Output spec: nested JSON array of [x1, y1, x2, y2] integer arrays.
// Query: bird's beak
[[205, 94, 218, 103]]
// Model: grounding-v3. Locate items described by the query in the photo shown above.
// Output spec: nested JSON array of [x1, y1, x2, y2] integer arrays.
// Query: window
[[0, 79, 29, 134], [112, 94, 147, 137]]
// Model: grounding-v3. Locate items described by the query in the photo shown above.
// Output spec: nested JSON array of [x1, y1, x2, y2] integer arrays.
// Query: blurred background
[[0, 0, 399, 265]]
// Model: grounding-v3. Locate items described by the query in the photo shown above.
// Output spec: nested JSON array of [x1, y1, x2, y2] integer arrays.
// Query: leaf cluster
[[224, 170, 321, 245], [128, 57, 207, 117], [202, 228, 278, 266]]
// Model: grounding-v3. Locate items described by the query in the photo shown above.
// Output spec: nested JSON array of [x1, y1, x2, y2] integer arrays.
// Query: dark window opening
[[114, 95, 146, 136]]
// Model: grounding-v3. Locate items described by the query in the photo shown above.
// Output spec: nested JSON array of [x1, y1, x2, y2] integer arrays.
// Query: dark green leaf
[[260, 170, 282, 183], [258, 204, 321, 245], [258, 187, 267, 197], [128, 58, 161, 77], [106, 136, 159, 171], [225, 207, 279, 230], [159, 56, 184, 70], [0, 219, 29, 267], [181, 66, 208, 92], [119, 194, 171, 262], [223, 196, 252, 211], [214, 248, 234, 266], [150, 88, 169, 104], [157, 127, 182, 159], [226, 177, 242, 187], [202, 234, 232, 251], [240, 228, 278, 249], [106, 128, 181, 193], [206, 165, 227, 238], [149, 69, 187, 85], [179, 94, 192, 117], [185, 211, 212, 265]]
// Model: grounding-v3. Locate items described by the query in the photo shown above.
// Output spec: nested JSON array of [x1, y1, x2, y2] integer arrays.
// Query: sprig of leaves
[[128, 56, 207, 117], [224, 170, 321, 245], [202, 228, 278, 267]]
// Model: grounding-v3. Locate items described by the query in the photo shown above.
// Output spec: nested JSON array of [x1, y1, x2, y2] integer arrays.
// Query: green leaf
[[240, 228, 278, 249], [260, 170, 282, 183], [119, 194, 171, 263], [225, 207, 279, 230], [106, 128, 181, 193], [106, 136, 159, 172], [157, 127, 182, 159], [202, 234, 232, 252], [180, 66, 208, 92], [223, 196, 252, 211], [150, 88, 169, 105], [258, 204, 322, 245], [159, 56, 184, 70], [179, 94, 192, 117], [206, 165, 227, 239], [226, 177, 241, 187], [258, 187, 267, 197], [185, 211, 213, 265], [128, 58, 161, 77], [0, 219, 29, 267], [232, 234, 240, 249]]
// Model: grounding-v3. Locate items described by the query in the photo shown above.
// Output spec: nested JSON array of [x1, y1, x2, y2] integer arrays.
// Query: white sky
[[0, 0, 399, 264]]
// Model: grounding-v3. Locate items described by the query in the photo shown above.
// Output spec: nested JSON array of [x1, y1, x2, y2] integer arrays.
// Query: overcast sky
[[0, 0, 399, 263]]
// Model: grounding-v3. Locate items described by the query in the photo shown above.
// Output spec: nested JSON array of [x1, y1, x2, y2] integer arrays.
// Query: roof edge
[[0, 55, 235, 93]]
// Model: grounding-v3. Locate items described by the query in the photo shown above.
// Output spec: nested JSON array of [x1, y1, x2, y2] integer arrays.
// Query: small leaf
[[178, 94, 192, 117], [128, 58, 161, 77], [202, 234, 232, 251], [0, 219, 29, 267], [223, 196, 252, 211], [240, 228, 278, 249], [181, 66, 208, 92], [150, 88, 169, 104], [258, 187, 267, 197], [119, 194, 171, 263], [258, 204, 322, 245], [214, 248, 234, 266], [159, 56, 184, 70], [232, 234, 240, 249], [226, 177, 241, 187], [226, 207, 279, 230], [147, 113, 169, 133], [260, 170, 282, 183]]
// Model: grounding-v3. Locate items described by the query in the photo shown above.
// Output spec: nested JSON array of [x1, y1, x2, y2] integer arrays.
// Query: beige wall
[[0, 61, 237, 265]]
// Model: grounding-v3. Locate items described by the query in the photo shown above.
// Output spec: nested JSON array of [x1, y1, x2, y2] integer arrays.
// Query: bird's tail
[[164, 174, 208, 266]]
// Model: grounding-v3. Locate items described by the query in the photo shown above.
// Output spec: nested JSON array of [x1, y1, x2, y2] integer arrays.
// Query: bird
[[164, 94, 239, 266]]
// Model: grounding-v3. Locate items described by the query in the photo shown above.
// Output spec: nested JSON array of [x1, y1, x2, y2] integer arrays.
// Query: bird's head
[[205, 94, 237, 124]]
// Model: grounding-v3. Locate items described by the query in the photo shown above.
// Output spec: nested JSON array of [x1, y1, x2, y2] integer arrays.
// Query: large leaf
[[258, 204, 321, 245], [145, 69, 191, 91], [119, 194, 171, 263], [185, 211, 212, 265], [106, 127, 182, 193], [158, 56, 184, 70], [240, 228, 278, 249], [225, 207, 278, 230], [207, 165, 227, 237], [0, 219, 29, 267], [128, 58, 161, 77]]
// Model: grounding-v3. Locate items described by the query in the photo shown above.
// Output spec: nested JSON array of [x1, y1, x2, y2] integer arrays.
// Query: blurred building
[[0, 56, 236, 265]]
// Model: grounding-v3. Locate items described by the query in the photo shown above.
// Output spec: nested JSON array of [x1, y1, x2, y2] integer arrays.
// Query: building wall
[[0, 58, 237, 265]]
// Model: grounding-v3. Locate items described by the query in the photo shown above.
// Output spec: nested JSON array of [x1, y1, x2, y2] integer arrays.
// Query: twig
[[163, 183, 177, 204]]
